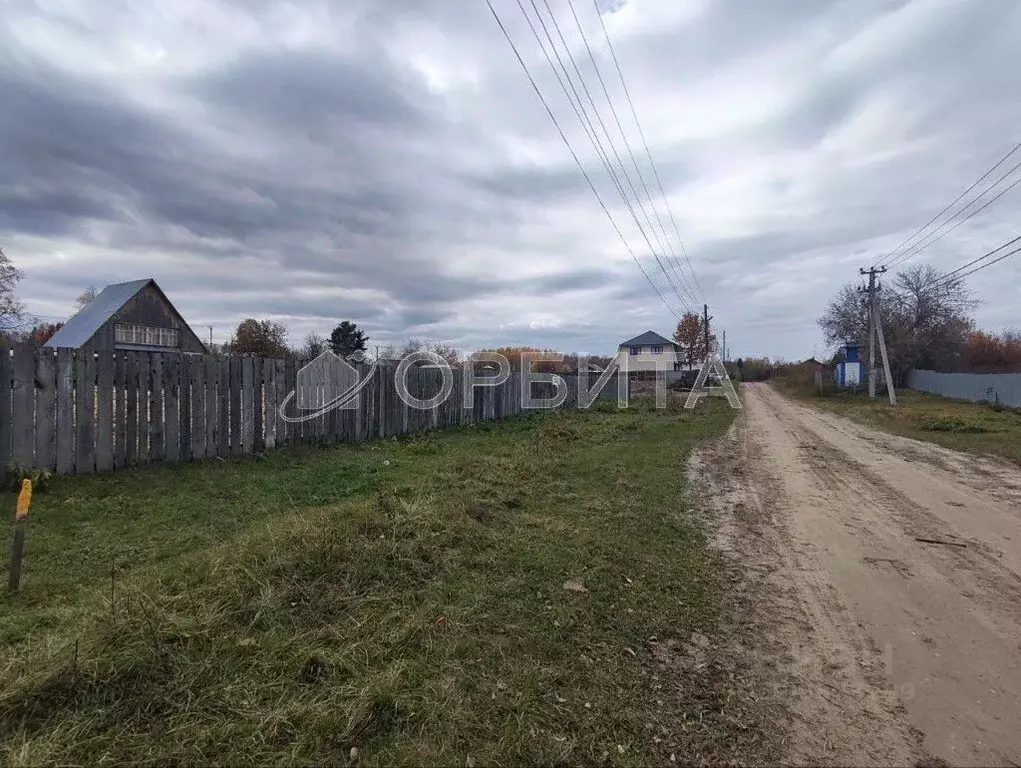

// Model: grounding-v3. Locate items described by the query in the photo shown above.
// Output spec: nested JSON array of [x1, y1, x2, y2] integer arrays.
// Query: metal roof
[[619, 330, 680, 348], [44, 279, 153, 349]]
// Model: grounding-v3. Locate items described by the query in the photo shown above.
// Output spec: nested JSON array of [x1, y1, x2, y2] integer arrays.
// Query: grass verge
[[1, 397, 759, 766], [774, 376, 1021, 465]]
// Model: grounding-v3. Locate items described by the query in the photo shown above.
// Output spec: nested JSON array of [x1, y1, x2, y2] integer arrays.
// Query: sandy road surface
[[696, 383, 1021, 766]]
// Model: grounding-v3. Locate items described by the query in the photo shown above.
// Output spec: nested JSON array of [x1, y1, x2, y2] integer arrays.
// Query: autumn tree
[[28, 322, 64, 346], [330, 321, 368, 357], [0, 247, 26, 334], [223, 318, 290, 358], [963, 329, 1021, 373], [673, 312, 715, 367]]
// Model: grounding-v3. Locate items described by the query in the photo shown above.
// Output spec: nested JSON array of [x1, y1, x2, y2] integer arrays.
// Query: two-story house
[[614, 330, 689, 372]]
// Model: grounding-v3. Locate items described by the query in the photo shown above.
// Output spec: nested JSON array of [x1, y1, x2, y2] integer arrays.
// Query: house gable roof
[[44, 279, 201, 350], [619, 330, 679, 348]]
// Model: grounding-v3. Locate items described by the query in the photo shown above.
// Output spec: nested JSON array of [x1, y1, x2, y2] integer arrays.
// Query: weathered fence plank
[[149, 353, 164, 462], [10, 344, 35, 468], [276, 359, 289, 446], [180, 355, 193, 462], [253, 357, 264, 452], [229, 358, 242, 456], [241, 357, 254, 454], [95, 351, 114, 472], [191, 356, 206, 460], [264, 359, 277, 450], [0, 347, 11, 472], [114, 352, 127, 468], [205, 356, 217, 459], [125, 352, 139, 466], [165, 354, 181, 463], [283, 358, 297, 445], [56, 349, 75, 475], [34, 349, 57, 471], [218, 357, 231, 458], [74, 350, 96, 474]]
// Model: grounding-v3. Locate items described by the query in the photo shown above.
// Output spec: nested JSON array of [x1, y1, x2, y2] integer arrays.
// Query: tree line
[[819, 264, 1021, 378]]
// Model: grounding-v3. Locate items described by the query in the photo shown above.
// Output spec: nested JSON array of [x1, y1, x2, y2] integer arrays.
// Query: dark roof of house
[[619, 330, 679, 348], [44, 278, 155, 348]]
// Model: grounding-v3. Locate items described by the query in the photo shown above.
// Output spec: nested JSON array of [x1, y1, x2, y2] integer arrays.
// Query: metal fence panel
[[907, 369, 1021, 407]]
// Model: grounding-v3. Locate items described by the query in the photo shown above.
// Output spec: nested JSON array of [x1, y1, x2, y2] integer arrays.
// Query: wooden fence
[[0, 346, 539, 478]]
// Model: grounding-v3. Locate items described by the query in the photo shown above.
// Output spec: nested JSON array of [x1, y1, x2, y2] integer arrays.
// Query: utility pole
[[703, 304, 713, 361], [208, 325, 214, 349], [858, 267, 896, 405], [722, 329, 727, 362]]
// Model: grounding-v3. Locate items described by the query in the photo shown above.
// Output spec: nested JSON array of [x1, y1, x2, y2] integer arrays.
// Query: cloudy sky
[[2, 0, 1019, 359]]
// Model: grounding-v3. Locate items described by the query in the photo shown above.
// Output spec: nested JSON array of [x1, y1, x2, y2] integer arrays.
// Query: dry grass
[[0, 397, 772, 765], [774, 375, 1021, 465]]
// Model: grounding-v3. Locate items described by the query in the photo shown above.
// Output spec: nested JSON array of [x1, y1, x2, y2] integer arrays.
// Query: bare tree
[[428, 343, 461, 366], [0, 247, 26, 335], [819, 264, 977, 378], [74, 285, 99, 312], [299, 331, 328, 361]]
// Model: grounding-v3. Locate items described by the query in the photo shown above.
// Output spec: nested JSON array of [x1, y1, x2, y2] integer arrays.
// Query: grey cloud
[[188, 48, 438, 136], [3, 0, 1020, 358]]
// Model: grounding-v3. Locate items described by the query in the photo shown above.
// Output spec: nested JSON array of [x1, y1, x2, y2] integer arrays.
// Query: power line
[[949, 243, 1021, 281], [520, 0, 693, 313], [886, 156, 1021, 269], [882, 142, 1021, 269], [937, 234, 1021, 284], [590, 0, 707, 305], [561, 0, 700, 308], [484, 0, 681, 319], [906, 233, 1021, 306], [914, 234, 1021, 299]]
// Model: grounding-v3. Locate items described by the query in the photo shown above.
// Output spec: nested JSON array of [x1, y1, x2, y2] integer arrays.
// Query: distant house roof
[[619, 330, 680, 348], [43, 278, 198, 350], [44, 280, 152, 349]]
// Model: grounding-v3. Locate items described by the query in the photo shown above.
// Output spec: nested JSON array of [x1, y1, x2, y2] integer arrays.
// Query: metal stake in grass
[[7, 478, 32, 593]]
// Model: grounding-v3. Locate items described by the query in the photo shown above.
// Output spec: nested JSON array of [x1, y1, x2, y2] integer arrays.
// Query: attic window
[[115, 323, 179, 347]]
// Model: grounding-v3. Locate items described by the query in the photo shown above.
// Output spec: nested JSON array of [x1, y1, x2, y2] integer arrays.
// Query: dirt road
[[696, 383, 1021, 766]]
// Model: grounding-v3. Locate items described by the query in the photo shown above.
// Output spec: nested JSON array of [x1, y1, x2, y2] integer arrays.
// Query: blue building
[[834, 343, 866, 388]]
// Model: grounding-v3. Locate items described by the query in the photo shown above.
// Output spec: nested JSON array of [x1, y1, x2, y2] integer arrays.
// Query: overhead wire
[[484, 0, 681, 319], [589, 0, 707, 306], [882, 142, 1021, 270], [520, 0, 694, 313], [559, 0, 700, 308], [912, 234, 1021, 300]]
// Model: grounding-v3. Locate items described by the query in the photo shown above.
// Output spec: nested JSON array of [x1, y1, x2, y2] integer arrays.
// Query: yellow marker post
[[8, 479, 31, 592]]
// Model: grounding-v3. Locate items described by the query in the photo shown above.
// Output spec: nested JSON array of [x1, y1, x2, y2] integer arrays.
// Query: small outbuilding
[[834, 344, 865, 388], [44, 279, 206, 354]]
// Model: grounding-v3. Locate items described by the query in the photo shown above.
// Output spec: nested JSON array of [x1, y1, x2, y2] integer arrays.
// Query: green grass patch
[[1, 397, 746, 765], [774, 377, 1021, 464]]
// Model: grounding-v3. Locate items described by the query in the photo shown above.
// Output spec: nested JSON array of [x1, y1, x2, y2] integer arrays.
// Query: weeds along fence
[[907, 369, 1021, 408], [0, 345, 570, 478]]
